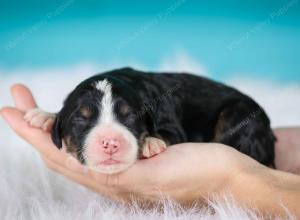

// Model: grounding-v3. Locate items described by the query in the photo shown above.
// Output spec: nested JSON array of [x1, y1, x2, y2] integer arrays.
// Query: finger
[[42, 157, 99, 190], [42, 156, 128, 202], [11, 84, 37, 111], [1, 107, 67, 167]]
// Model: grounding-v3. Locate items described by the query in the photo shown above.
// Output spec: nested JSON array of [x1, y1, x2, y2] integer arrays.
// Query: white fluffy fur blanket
[[1, 65, 299, 219]]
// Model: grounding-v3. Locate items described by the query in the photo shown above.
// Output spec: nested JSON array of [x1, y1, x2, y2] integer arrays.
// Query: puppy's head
[[51, 77, 155, 174]]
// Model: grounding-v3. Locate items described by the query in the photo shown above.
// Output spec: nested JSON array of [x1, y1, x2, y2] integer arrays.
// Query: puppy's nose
[[101, 139, 120, 155]]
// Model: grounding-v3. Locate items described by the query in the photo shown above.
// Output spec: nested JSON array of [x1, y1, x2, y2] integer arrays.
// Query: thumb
[[11, 84, 37, 111]]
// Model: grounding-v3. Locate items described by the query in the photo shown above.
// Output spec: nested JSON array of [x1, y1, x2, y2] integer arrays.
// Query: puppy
[[24, 67, 275, 174]]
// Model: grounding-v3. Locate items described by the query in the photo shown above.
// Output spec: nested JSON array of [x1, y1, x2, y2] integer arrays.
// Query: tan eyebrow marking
[[80, 106, 92, 118], [119, 104, 130, 116]]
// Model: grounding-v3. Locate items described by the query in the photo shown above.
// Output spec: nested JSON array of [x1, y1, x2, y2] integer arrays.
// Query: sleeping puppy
[[24, 67, 275, 174]]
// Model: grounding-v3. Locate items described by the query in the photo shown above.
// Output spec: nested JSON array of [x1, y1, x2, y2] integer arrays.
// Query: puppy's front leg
[[142, 137, 167, 158], [24, 108, 56, 132]]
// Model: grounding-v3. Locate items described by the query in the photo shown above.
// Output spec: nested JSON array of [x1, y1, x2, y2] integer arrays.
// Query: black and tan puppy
[[24, 67, 275, 173]]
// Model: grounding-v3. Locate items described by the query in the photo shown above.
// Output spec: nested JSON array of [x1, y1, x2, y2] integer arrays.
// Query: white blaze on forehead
[[96, 79, 114, 124]]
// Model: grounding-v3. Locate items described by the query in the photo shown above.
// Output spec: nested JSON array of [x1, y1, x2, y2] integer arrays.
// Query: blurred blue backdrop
[[1, 0, 300, 83]]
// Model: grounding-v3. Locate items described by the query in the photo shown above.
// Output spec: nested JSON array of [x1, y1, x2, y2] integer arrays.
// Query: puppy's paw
[[24, 108, 55, 132], [142, 137, 167, 158]]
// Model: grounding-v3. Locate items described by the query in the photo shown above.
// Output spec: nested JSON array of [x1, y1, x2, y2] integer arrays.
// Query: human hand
[[0, 84, 269, 206], [274, 127, 300, 174]]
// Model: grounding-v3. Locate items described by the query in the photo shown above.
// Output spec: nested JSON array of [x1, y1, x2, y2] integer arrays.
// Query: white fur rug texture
[[0, 63, 299, 220]]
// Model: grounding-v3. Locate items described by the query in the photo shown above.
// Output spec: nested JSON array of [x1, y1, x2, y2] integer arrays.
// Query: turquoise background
[[1, 0, 300, 83]]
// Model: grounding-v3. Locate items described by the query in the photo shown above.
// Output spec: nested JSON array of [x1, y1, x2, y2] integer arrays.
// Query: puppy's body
[[25, 67, 275, 173]]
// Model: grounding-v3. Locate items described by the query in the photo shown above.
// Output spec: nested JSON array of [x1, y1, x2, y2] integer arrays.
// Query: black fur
[[52, 67, 275, 165]]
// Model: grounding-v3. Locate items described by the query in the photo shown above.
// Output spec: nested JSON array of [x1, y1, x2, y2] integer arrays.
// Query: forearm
[[229, 165, 300, 218]]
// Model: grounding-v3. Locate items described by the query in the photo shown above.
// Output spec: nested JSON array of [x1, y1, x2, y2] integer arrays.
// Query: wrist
[[227, 163, 300, 218]]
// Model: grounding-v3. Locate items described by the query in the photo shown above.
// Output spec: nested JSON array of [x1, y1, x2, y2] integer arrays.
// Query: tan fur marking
[[119, 104, 130, 116], [80, 107, 92, 118]]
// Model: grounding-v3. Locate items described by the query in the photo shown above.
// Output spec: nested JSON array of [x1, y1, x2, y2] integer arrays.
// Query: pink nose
[[101, 139, 120, 155]]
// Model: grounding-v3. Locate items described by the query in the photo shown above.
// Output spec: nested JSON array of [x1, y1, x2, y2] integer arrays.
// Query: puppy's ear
[[51, 114, 62, 149]]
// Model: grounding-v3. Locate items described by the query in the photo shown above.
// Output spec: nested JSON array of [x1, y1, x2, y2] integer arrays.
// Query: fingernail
[[0, 108, 11, 119]]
